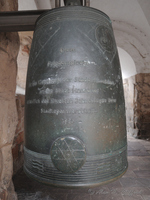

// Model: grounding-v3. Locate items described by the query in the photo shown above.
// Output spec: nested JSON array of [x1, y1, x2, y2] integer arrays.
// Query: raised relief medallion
[[96, 26, 113, 52], [50, 136, 86, 174], [96, 26, 116, 62]]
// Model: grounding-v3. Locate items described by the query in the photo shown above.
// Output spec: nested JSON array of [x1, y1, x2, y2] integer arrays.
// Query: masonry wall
[[0, 1, 20, 199], [134, 73, 150, 138], [123, 76, 136, 136], [124, 73, 150, 139]]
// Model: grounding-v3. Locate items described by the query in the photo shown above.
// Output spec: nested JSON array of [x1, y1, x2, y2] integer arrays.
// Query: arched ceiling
[[90, 0, 150, 38], [118, 47, 136, 79]]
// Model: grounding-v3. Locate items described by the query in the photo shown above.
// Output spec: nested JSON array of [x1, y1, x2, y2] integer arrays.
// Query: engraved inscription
[[27, 76, 117, 108], [29, 78, 72, 87], [47, 60, 96, 69], [72, 86, 99, 94], [62, 118, 74, 125], [51, 98, 73, 104], [55, 88, 70, 94], [74, 98, 107, 104], [29, 78, 115, 88], [27, 98, 116, 106], [60, 48, 76, 53], [41, 98, 50, 104], [41, 108, 98, 115], [39, 88, 53, 95], [108, 98, 116, 103], [27, 99, 40, 104], [27, 73, 117, 116], [74, 77, 115, 84]]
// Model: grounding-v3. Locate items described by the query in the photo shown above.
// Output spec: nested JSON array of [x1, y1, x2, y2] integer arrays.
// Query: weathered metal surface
[[24, 6, 128, 187]]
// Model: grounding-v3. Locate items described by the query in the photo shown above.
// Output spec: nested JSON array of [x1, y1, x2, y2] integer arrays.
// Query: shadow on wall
[[12, 95, 25, 175]]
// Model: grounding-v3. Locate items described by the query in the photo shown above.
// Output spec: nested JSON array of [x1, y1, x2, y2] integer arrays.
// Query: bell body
[[24, 6, 128, 187]]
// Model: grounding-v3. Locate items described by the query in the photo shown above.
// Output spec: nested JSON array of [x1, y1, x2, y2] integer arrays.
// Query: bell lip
[[23, 165, 128, 188], [35, 5, 111, 28]]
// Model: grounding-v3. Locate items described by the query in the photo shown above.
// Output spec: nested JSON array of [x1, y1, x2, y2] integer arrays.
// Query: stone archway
[[117, 47, 136, 135], [113, 20, 150, 74], [113, 21, 150, 138]]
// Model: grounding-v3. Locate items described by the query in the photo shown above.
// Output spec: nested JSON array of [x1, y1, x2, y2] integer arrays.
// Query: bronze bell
[[24, 1, 128, 188]]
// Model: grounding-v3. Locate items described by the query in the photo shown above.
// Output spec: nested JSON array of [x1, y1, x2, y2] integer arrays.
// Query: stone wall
[[123, 76, 137, 136], [12, 95, 25, 175], [17, 32, 33, 90], [0, 1, 20, 199], [134, 73, 150, 139], [124, 73, 150, 139]]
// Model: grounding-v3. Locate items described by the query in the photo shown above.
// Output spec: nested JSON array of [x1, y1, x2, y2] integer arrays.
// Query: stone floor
[[13, 134, 150, 200]]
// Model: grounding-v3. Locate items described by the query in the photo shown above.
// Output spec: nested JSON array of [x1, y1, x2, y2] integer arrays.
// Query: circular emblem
[[96, 26, 114, 52], [50, 136, 86, 174]]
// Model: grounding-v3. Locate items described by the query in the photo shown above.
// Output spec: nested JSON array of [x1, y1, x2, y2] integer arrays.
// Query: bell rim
[[23, 165, 128, 188]]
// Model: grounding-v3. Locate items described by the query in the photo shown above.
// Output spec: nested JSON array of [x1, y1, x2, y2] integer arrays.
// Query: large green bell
[[24, 5, 128, 188]]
